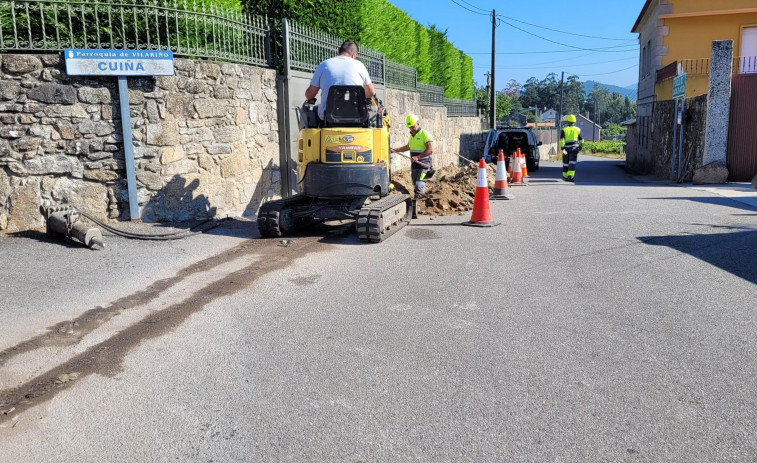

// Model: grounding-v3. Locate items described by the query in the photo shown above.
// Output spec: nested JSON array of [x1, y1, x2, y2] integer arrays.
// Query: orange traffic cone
[[521, 151, 529, 179], [511, 148, 524, 185], [463, 159, 500, 227], [492, 149, 514, 200]]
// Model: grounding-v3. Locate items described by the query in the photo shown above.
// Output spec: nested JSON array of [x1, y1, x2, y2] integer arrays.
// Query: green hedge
[[582, 140, 625, 154], [243, 0, 473, 99]]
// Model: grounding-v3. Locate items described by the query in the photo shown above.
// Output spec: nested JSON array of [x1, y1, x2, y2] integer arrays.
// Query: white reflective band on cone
[[477, 167, 487, 187], [496, 161, 506, 180]]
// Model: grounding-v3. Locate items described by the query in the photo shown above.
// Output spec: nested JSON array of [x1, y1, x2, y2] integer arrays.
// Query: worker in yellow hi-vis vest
[[391, 114, 434, 218], [560, 114, 583, 182]]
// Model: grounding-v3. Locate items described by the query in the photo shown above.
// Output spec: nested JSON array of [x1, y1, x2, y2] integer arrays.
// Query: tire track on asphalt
[[0, 237, 329, 424]]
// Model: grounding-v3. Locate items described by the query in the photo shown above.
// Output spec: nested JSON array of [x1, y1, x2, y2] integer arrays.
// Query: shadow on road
[[641, 196, 757, 214], [639, 228, 757, 284]]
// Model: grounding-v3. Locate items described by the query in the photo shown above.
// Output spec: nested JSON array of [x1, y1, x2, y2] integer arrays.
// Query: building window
[[642, 45, 647, 76], [741, 27, 757, 73]]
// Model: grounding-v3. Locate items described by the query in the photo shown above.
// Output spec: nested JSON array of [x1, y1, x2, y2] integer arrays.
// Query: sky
[[388, 0, 645, 89]]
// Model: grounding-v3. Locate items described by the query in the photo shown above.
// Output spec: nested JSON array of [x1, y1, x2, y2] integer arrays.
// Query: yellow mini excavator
[[257, 85, 412, 242]]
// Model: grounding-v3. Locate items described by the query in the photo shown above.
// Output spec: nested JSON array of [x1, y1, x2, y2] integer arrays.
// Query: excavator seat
[[323, 85, 369, 127]]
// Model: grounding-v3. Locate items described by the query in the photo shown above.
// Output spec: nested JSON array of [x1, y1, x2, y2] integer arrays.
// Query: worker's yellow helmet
[[405, 114, 418, 128], [566, 114, 577, 123]]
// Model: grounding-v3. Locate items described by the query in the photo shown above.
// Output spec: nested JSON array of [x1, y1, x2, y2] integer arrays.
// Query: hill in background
[[584, 80, 637, 101]]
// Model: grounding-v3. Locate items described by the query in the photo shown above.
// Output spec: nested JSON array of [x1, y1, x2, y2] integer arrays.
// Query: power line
[[448, 0, 639, 52], [467, 49, 638, 55], [456, 0, 636, 42], [578, 64, 638, 77], [448, 0, 490, 17], [473, 56, 637, 71]]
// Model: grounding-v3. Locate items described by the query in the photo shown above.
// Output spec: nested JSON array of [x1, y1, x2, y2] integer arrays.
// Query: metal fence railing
[[418, 82, 444, 106], [659, 56, 757, 81], [0, 0, 270, 66], [287, 19, 384, 85], [386, 59, 416, 92], [444, 98, 477, 117]]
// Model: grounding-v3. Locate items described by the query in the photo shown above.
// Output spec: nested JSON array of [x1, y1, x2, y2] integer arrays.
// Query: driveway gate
[[726, 73, 757, 181]]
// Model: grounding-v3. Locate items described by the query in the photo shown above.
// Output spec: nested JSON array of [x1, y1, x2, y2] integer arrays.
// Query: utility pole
[[490, 9, 496, 129], [558, 71, 564, 130]]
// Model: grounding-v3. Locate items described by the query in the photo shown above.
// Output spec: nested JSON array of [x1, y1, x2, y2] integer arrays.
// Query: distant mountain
[[583, 80, 637, 101]]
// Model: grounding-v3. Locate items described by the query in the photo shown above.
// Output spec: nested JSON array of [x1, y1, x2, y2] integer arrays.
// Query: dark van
[[482, 127, 542, 171]]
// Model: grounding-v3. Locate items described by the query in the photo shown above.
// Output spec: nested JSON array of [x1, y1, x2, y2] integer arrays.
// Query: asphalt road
[[1, 155, 756, 462]]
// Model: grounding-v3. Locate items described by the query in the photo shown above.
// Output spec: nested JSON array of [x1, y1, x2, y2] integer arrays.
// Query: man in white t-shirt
[[305, 40, 376, 121]]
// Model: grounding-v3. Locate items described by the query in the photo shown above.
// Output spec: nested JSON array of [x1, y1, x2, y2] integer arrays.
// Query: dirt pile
[[391, 163, 496, 217]]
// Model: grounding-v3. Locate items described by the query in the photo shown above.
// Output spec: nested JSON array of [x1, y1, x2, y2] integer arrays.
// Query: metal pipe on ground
[[40, 206, 104, 250]]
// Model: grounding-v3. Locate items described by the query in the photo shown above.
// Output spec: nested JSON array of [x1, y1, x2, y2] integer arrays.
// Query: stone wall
[[385, 89, 484, 172], [0, 54, 279, 232], [650, 94, 707, 180]]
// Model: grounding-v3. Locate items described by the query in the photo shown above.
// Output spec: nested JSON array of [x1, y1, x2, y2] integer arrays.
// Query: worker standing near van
[[391, 114, 434, 218], [561, 114, 583, 182]]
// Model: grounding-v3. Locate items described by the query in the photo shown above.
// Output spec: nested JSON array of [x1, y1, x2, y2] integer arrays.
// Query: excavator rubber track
[[356, 194, 413, 243], [257, 194, 311, 238]]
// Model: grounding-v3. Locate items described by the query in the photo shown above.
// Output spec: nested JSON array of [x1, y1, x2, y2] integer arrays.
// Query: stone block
[[87, 151, 112, 161], [12, 137, 41, 152], [194, 99, 228, 118], [166, 93, 195, 119], [127, 89, 145, 105], [49, 178, 109, 213], [146, 99, 160, 122], [161, 146, 185, 165], [219, 151, 249, 178], [146, 122, 179, 146], [7, 161, 28, 176], [692, 161, 728, 185], [101, 105, 114, 120], [39, 54, 61, 66], [2, 55, 42, 75], [44, 104, 89, 119], [183, 79, 207, 94], [0, 125, 27, 139], [4, 177, 42, 231], [198, 153, 215, 171], [199, 62, 221, 79], [78, 87, 112, 104], [136, 171, 163, 190], [27, 83, 77, 105], [214, 126, 243, 143], [221, 64, 239, 76], [0, 81, 21, 101], [161, 158, 198, 177], [78, 120, 115, 136], [214, 86, 234, 99], [207, 144, 231, 155], [55, 122, 76, 140], [25, 154, 83, 176], [83, 170, 120, 182], [234, 89, 252, 100], [235, 107, 246, 125]]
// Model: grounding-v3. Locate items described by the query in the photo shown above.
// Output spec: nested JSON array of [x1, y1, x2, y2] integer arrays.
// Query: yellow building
[[632, 1, 757, 101]]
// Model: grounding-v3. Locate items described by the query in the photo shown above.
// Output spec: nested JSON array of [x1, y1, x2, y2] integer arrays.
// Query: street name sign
[[64, 49, 174, 76], [673, 73, 687, 99]]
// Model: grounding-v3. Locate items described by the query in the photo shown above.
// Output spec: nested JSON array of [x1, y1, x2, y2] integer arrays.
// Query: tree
[[475, 83, 513, 126], [503, 79, 522, 100]]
